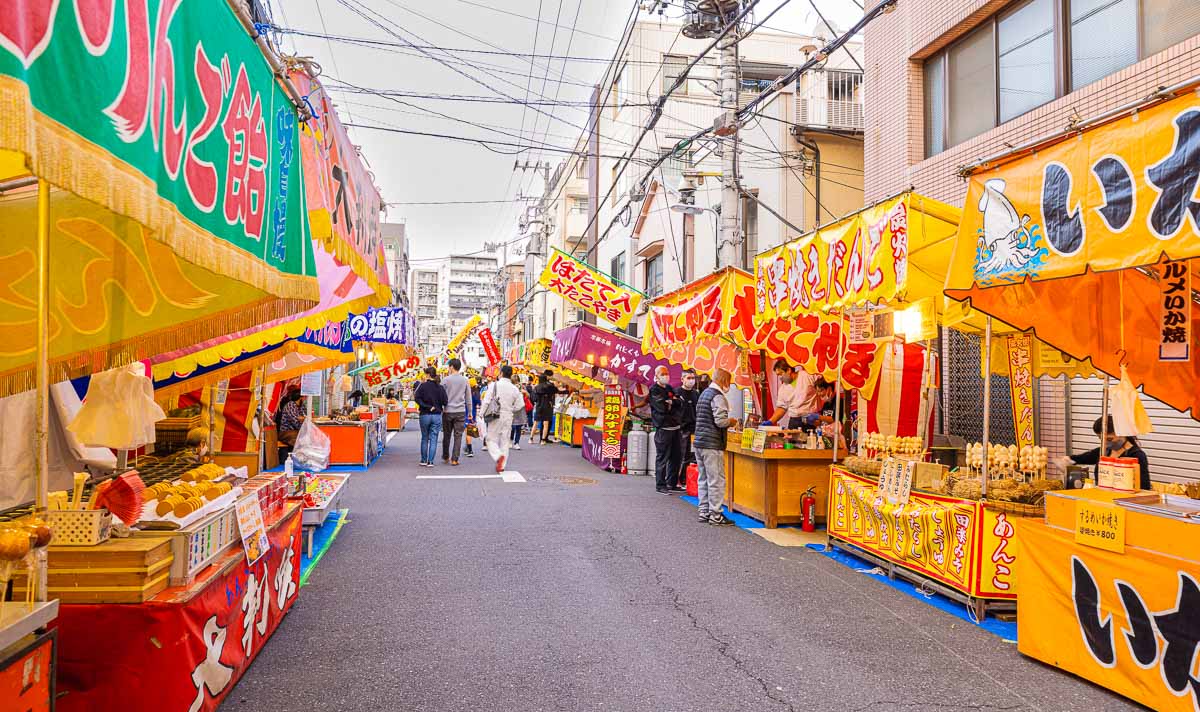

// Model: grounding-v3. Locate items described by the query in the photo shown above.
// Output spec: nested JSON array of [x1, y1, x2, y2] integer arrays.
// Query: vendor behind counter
[[767, 359, 820, 429], [1063, 415, 1151, 490]]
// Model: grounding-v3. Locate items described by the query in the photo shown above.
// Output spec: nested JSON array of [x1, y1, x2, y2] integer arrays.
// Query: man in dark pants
[[440, 358, 469, 465], [677, 370, 700, 486], [649, 365, 684, 495]]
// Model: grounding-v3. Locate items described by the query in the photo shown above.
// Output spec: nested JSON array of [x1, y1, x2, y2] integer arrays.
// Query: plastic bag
[[292, 415, 331, 472], [1110, 365, 1153, 437]]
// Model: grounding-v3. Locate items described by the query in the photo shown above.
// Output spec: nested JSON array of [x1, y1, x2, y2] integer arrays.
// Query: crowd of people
[[412, 359, 566, 473]]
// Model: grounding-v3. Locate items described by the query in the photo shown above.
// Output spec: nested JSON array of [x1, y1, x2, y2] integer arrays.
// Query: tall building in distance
[[443, 253, 497, 366], [410, 268, 448, 356], [498, 260, 525, 354], [380, 222, 410, 308]]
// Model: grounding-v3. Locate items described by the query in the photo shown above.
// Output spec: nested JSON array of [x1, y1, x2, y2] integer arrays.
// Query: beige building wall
[[862, 0, 1200, 205]]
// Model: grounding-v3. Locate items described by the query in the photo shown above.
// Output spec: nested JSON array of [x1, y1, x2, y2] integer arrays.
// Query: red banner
[[479, 328, 501, 366], [55, 506, 302, 712]]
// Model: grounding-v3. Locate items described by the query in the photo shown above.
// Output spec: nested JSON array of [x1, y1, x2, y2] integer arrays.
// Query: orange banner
[[1006, 334, 1035, 447], [643, 270, 885, 397]]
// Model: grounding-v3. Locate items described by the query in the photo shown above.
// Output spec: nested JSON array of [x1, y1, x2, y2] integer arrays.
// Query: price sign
[[300, 371, 322, 397], [234, 494, 270, 565], [750, 429, 768, 454], [848, 311, 874, 343], [1075, 500, 1125, 553], [740, 428, 755, 450]]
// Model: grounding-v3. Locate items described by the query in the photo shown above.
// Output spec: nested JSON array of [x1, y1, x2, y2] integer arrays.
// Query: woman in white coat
[[478, 365, 525, 472]]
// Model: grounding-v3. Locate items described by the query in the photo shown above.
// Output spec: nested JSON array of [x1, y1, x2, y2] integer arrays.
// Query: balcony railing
[[795, 69, 864, 132]]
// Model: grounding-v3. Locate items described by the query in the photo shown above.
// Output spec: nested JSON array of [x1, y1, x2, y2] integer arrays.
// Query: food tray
[[1114, 493, 1200, 522], [301, 475, 348, 527], [134, 506, 240, 585]]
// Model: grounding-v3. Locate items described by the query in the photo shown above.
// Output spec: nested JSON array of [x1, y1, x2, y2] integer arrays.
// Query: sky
[[274, 0, 864, 265]]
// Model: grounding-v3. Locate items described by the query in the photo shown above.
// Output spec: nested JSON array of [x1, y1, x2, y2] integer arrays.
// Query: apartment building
[[861, 0, 1200, 481], [409, 268, 446, 355], [499, 261, 525, 353], [612, 23, 863, 327], [380, 222, 410, 308], [521, 160, 589, 342]]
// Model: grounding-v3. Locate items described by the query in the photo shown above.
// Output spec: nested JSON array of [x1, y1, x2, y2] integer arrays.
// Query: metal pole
[[207, 385, 216, 461], [1099, 374, 1110, 483], [717, 20, 741, 269], [920, 339, 934, 452], [832, 311, 845, 462], [981, 317, 993, 497], [33, 179, 50, 602]]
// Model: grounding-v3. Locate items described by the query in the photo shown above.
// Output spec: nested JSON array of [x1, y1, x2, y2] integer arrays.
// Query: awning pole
[[981, 317, 992, 497], [1099, 374, 1111, 483], [33, 179, 50, 602], [832, 311, 845, 463], [920, 338, 934, 453]]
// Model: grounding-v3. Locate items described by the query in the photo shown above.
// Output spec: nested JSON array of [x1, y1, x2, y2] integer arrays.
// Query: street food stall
[[551, 322, 681, 460], [942, 84, 1200, 710]]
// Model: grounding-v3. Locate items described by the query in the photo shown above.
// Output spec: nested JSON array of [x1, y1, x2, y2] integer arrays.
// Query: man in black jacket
[[677, 370, 700, 486], [650, 365, 684, 494]]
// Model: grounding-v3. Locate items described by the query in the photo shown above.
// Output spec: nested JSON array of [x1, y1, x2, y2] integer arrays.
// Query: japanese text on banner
[[478, 328, 501, 366], [601, 385, 624, 459], [539, 249, 643, 328], [1159, 259, 1191, 362], [348, 308, 413, 344], [1006, 333, 1035, 446], [362, 357, 422, 388]]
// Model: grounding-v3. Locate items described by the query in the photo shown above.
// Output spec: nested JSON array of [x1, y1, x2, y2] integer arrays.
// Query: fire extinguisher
[[801, 487, 817, 532]]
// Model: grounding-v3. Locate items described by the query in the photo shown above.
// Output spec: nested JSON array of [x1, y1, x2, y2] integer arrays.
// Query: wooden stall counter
[[725, 433, 832, 528]]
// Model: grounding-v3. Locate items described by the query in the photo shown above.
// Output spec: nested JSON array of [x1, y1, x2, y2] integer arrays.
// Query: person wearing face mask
[[649, 365, 685, 495], [1064, 415, 1151, 490], [677, 370, 701, 479], [768, 359, 820, 429]]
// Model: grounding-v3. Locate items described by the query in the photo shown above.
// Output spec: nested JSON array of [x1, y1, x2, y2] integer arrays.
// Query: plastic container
[[685, 463, 699, 497], [626, 429, 649, 476]]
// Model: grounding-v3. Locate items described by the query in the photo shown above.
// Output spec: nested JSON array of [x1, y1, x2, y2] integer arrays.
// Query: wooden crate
[[12, 536, 173, 603]]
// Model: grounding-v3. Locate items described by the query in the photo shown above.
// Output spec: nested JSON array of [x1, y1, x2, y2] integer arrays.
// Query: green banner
[[0, 0, 315, 288]]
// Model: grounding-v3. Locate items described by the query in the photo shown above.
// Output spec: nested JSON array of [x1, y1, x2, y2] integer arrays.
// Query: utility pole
[[686, 1, 743, 269], [717, 11, 741, 269]]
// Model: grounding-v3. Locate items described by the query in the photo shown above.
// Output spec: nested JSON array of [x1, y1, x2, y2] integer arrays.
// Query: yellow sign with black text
[[1073, 501, 1125, 554]]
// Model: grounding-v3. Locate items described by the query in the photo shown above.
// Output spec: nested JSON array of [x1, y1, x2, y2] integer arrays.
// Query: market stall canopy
[[641, 268, 887, 396], [0, 1, 320, 396], [552, 322, 679, 387], [944, 88, 1200, 418], [148, 240, 376, 387], [548, 365, 605, 391], [753, 192, 984, 330]]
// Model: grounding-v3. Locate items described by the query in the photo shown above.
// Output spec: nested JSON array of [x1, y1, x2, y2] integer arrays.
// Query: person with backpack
[[479, 365, 524, 472]]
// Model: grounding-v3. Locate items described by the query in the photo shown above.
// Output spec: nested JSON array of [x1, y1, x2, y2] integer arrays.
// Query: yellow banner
[[643, 269, 738, 352], [523, 338, 551, 368], [538, 248, 643, 329], [445, 315, 482, 355], [829, 467, 1018, 599], [1018, 520, 1200, 711], [1006, 334, 1036, 447], [945, 91, 1200, 419]]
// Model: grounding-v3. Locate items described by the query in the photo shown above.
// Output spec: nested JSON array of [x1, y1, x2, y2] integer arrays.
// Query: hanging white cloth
[[68, 363, 165, 449]]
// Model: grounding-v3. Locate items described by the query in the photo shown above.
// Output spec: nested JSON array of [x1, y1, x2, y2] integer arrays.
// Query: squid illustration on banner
[[1006, 334, 1036, 447], [538, 248, 644, 328]]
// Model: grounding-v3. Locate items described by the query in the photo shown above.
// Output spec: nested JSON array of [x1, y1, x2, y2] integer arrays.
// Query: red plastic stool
[[685, 463, 699, 497]]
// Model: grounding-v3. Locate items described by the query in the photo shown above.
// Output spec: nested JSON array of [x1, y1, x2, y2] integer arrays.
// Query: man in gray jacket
[[693, 368, 738, 526], [441, 358, 470, 465]]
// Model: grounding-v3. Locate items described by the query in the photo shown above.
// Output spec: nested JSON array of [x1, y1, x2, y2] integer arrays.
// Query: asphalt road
[[223, 429, 1139, 712]]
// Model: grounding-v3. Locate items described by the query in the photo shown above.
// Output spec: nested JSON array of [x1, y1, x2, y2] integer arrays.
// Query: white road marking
[[416, 475, 502, 480], [501, 471, 526, 483], [386, 432, 397, 445]]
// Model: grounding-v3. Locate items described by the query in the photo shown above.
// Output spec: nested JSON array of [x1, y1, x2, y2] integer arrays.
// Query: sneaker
[[656, 488, 674, 496], [496, 455, 507, 473], [451, 460, 459, 466], [698, 512, 710, 523], [465, 449, 474, 457], [669, 485, 685, 492], [708, 515, 735, 527]]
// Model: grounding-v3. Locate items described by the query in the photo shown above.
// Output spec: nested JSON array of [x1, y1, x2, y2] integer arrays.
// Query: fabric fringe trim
[[0, 297, 309, 397], [0, 76, 319, 304]]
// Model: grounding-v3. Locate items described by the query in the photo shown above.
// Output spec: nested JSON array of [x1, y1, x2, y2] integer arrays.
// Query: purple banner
[[582, 425, 625, 470], [551, 323, 682, 387]]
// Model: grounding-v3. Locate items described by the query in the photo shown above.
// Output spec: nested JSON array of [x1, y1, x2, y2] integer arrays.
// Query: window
[[923, 0, 1200, 156], [741, 193, 759, 270], [662, 54, 688, 95], [570, 197, 588, 214], [645, 254, 663, 298], [611, 165, 619, 207], [610, 251, 626, 283], [575, 156, 588, 180]]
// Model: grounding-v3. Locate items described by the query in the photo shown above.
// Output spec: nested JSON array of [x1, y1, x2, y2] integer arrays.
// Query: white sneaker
[[513, 443, 522, 450]]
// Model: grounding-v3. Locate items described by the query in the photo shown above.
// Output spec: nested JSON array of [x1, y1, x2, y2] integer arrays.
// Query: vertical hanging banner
[[539, 248, 644, 328], [601, 385, 624, 458], [446, 315, 483, 355], [479, 328, 501, 366], [1006, 334, 1035, 447], [1158, 259, 1191, 362]]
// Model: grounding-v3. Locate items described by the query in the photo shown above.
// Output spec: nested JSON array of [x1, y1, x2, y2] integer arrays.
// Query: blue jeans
[[510, 421, 523, 445], [419, 414, 442, 464]]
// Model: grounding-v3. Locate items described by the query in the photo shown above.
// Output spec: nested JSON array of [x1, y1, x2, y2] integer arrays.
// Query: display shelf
[[0, 600, 59, 653]]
